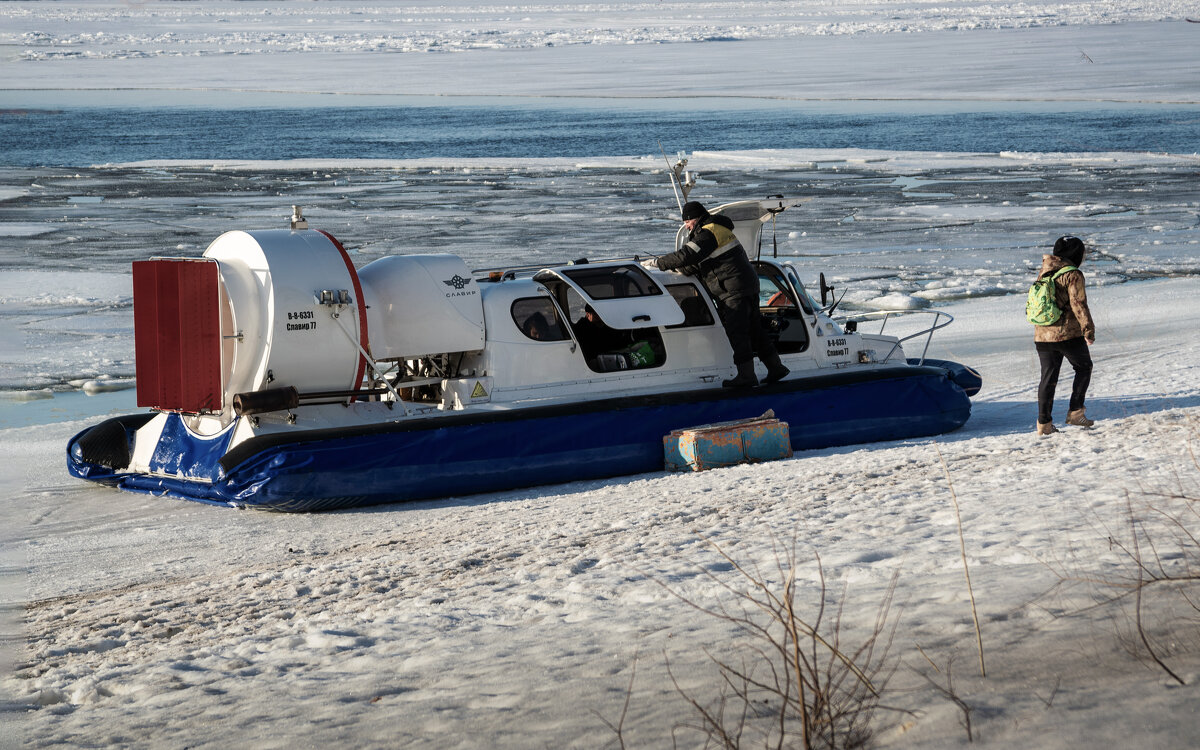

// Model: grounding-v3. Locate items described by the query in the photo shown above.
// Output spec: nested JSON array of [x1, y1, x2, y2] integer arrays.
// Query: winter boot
[[1036, 421, 1058, 436], [1066, 408, 1094, 427], [761, 353, 790, 385], [722, 360, 759, 388]]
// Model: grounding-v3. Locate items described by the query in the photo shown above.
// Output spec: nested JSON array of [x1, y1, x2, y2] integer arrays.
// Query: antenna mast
[[659, 144, 696, 215]]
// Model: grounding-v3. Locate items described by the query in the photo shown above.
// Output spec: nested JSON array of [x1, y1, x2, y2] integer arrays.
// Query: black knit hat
[[1053, 236, 1086, 266], [681, 201, 708, 221]]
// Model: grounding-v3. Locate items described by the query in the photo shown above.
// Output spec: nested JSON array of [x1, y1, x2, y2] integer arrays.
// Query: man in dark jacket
[[649, 201, 788, 387], [1034, 235, 1096, 435]]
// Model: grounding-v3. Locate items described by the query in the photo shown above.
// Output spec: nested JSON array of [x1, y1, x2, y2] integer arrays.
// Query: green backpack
[[624, 341, 657, 368], [1025, 266, 1077, 325]]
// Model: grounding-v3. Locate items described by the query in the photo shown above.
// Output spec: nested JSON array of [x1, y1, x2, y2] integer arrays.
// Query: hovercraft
[[67, 183, 979, 511]]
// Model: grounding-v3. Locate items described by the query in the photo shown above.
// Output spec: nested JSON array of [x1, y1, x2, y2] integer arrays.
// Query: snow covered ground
[[3, 2, 1200, 749], [2, 278, 1200, 749]]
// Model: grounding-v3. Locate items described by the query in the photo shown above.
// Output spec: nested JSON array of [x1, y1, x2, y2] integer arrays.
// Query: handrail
[[475, 245, 807, 282], [473, 255, 653, 281], [835, 309, 955, 364]]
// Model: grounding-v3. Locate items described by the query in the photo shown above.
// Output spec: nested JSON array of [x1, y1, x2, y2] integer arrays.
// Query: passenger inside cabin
[[573, 305, 631, 358], [523, 311, 550, 341], [572, 305, 662, 372], [513, 298, 569, 342]]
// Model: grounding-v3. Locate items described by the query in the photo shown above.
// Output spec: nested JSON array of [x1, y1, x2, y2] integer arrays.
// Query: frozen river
[[2, 150, 1198, 402], [4, 3, 1200, 749]]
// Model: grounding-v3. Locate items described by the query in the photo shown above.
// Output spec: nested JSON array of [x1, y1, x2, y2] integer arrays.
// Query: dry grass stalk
[[1045, 423, 1200, 685], [655, 535, 903, 750], [934, 442, 987, 678], [1120, 492, 1190, 685], [597, 651, 639, 749], [913, 655, 974, 742]]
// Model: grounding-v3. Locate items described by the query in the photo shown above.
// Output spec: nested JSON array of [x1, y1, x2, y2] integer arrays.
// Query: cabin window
[[665, 284, 715, 329], [754, 264, 816, 315], [784, 268, 817, 314], [759, 273, 797, 309], [558, 265, 663, 300], [511, 298, 570, 342]]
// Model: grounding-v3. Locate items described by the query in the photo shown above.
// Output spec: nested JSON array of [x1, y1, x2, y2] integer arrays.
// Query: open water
[[3, 100, 1199, 166]]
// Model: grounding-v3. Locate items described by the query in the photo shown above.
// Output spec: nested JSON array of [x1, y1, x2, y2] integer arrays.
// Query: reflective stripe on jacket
[[654, 214, 756, 303], [684, 221, 740, 262]]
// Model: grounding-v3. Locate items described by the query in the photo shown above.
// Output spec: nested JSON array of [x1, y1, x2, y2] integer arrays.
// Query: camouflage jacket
[[1033, 254, 1095, 343]]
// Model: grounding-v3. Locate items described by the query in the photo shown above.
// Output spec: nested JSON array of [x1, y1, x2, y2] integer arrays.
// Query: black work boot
[[722, 361, 759, 388], [762, 353, 789, 385]]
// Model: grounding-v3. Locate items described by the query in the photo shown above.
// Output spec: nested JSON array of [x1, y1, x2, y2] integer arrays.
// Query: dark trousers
[[1036, 337, 1092, 424], [715, 294, 776, 365]]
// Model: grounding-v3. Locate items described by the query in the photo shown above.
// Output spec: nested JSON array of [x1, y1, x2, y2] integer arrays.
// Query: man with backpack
[[1028, 235, 1096, 435]]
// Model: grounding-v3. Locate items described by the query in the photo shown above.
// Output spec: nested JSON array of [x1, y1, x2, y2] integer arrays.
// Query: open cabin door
[[534, 263, 684, 329]]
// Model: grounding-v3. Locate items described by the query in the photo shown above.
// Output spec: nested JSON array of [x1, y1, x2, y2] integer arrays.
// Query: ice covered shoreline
[[105, 147, 1200, 171], [1, 150, 1197, 398], [3, 2, 1198, 105]]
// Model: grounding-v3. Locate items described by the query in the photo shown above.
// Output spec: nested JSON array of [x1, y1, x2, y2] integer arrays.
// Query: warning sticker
[[471, 381, 488, 398]]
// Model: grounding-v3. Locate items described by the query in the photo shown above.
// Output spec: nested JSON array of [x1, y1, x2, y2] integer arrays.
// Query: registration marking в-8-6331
[[826, 336, 850, 358], [286, 310, 317, 332]]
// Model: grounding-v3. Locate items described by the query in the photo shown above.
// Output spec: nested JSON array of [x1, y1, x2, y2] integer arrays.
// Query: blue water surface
[[2, 97, 1197, 166]]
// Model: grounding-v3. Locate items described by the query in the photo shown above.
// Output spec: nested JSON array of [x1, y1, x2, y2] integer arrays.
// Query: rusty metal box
[[664, 416, 792, 472]]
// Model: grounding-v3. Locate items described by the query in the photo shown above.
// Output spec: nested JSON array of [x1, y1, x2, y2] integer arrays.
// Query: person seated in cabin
[[574, 305, 662, 371], [574, 306, 630, 356], [523, 311, 551, 341]]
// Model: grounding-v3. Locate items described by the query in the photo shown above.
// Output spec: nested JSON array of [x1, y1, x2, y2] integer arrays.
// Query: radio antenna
[[659, 142, 684, 215], [659, 143, 696, 214]]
